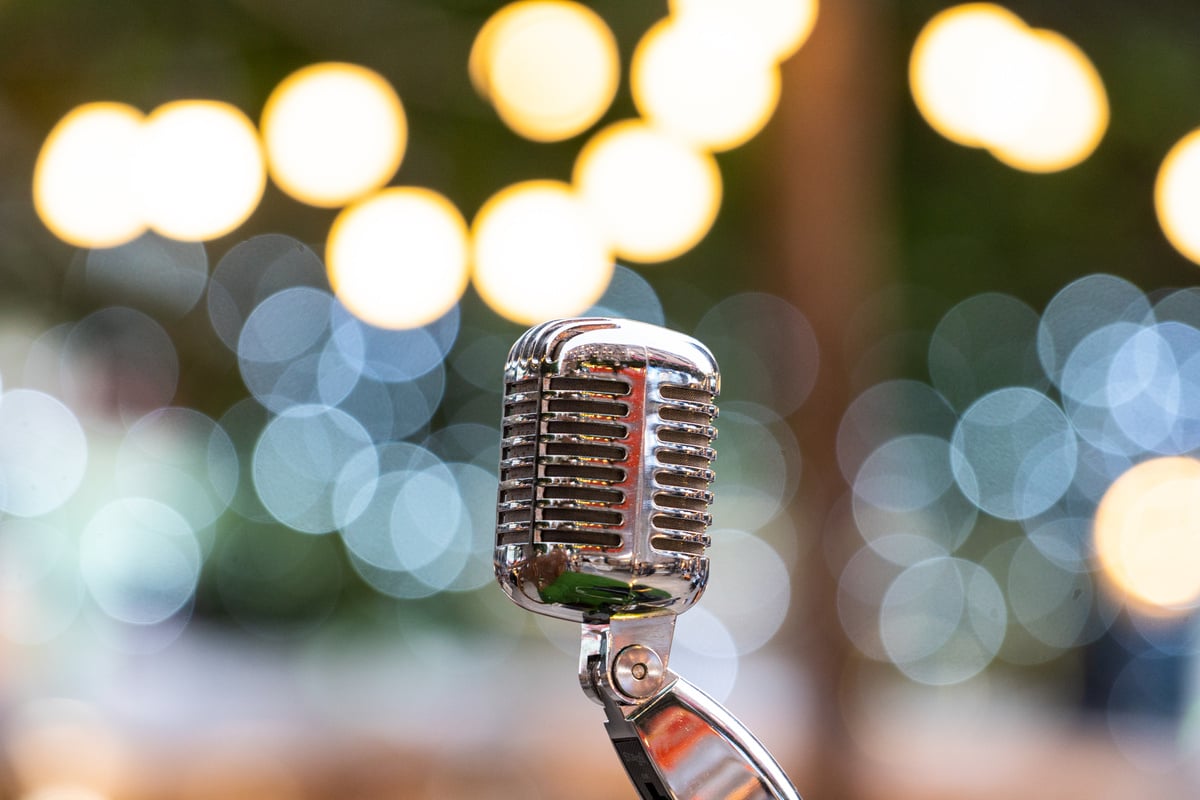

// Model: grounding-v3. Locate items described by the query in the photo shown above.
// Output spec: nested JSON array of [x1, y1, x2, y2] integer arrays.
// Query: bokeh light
[[251, 404, 376, 534], [986, 29, 1109, 173], [261, 62, 407, 208], [470, 1, 619, 142], [908, 3, 1029, 147], [1155, 128, 1200, 266], [632, 12, 781, 152], [669, 0, 819, 62], [928, 292, 1045, 410], [1006, 537, 1095, 650], [133, 100, 265, 241], [207, 234, 328, 354], [326, 187, 469, 329], [471, 180, 613, 325], [837, 379, 957, 485], [115, 407, 238, 535], [702, 529, 791, 654], [33, 102, 145, 248], [1037, 273, 1150, 390], [61, 307, 179, 426], [709, 403, 801, 532], [854, 434, 953, 515], [879, 556, 1006, 685], [1094, 456, 1200, 615], [950, 387, 1077, 520], [909, 4, 1107, 172], [84, 234, 208, 318], [79, 497, 201, 626], [0, 389, 88, 517], [573, 119, 721, 263], [585, 264, 666, 325], [694, 292, 818, 416]]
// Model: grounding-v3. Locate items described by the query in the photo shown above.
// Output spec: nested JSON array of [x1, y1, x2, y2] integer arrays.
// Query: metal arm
[[581, 614, 803, 800]]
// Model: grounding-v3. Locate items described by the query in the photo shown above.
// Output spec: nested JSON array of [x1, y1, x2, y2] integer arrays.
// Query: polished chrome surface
[[495, 318, 718, 623], [614, 675, 803, 800], [584, 615, 802, 800], [494, 318, 802, 800]]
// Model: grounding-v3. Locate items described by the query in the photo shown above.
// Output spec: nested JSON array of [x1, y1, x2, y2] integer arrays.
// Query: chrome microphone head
[[494, 317, 719, 624]]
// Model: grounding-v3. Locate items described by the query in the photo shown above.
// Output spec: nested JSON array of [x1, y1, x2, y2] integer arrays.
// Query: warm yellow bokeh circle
[[632, 13, 781, 152], [470, 1, 619, 142], [574, 119, 722, 263], [669, 0, 819, 63], [1156, 128, 1200, 266], [327, 187, 469, 330], [33, 102, 146, 248], [909, 4, 1107, 172], [1094, 456, 1200, 616], [261, 62, 407, 208], [909, 3, 1029, 148], [471, 180, 613, 325], [134, 100, 266, 242]]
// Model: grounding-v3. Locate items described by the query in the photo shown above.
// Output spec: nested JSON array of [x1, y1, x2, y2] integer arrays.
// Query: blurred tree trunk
[[767, 1, 895, 798]]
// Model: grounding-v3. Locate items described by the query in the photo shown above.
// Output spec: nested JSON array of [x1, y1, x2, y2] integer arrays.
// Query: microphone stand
[[579, 613, 803, 800]]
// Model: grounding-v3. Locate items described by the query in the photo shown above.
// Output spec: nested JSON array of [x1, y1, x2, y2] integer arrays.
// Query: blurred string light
[[470, 1, 619, 142], [632, 11, 781, 152], [132, 100, 264, 241], [326, 187, 469, 329], [260, 62, 406, 208], [471, 180, 612, 324], [670, 0, 818, 62], [33, 103, 145, 248], [909, 3, 1108, 172], [573, 119, 721, 263], [34, 100, 265, 245], [1095, 456, 1200, 616], [1155, 128, 1200, 265]]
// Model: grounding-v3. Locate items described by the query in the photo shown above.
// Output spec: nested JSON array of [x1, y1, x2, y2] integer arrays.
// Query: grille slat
[[545, 442, 626, 460], [660, 406, 714, 425], [654, 493, 709, 512], [548, 377, 630, 395], [545, 420, 627, 438], [543, 485, 624, 504], [544, 463, 625, 482], [652, 383, 716, 542], [546, 398, 628, 417], [650, 535, 708, 555]]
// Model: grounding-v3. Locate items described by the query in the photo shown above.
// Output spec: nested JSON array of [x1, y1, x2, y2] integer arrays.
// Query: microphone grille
[[495, 318, 719, 622]]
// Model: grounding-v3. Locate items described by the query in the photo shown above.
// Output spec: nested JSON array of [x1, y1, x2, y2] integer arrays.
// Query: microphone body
[[495, 318, 803, 800]]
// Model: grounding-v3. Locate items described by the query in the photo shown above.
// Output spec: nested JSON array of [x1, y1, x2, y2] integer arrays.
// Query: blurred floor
[[2, 626, 1198, 799]]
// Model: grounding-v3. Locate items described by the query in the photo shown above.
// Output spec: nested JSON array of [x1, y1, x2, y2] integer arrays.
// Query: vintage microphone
[[495, 317, 803, 800]]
